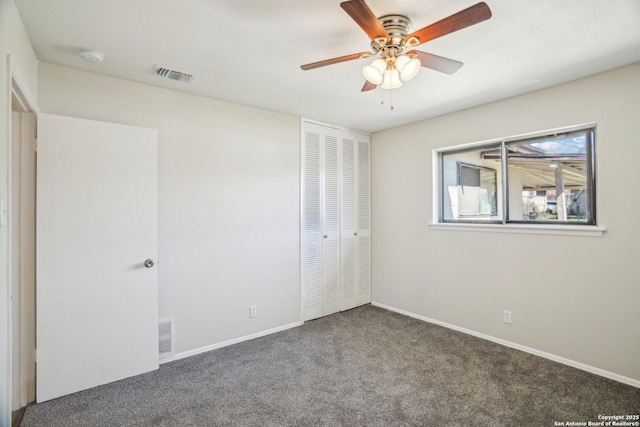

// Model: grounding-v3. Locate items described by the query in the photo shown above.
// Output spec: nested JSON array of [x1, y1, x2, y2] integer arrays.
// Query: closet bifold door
[[340, 133, 357, 310], [301, 122, 340, 321], [356, 135, 371, 306], [341, 131, 371, 309]]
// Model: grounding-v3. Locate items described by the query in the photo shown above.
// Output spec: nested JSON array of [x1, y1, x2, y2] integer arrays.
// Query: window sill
[[429, 222, 606, 237]]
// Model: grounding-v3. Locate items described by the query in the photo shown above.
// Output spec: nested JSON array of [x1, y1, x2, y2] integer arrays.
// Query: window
[[436, 125, 596, 226]]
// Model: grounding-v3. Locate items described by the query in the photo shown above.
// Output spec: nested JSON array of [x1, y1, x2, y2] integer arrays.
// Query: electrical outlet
[[250, 305, 257, 318], [503, 310, 512, 325]]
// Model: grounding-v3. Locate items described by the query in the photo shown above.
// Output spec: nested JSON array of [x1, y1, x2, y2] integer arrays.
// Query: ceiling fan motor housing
[[372, 15, 412, 54]]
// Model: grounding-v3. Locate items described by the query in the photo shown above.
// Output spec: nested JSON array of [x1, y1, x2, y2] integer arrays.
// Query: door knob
[[144, 259, 156, 268]]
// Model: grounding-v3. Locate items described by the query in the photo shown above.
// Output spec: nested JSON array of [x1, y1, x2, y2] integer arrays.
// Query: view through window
[[438, 127, 596, 225]]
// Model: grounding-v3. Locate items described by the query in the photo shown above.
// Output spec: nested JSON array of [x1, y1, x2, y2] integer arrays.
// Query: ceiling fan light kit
[[382, 68, 402, 89], [362, 58, 387, 85], [362, 50, 422, 88], [395, 54, 421, 81], [301, 0, 492, 105]]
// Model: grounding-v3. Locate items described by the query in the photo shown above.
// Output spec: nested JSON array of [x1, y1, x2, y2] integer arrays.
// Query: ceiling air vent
[[153, 66, 195, 84]]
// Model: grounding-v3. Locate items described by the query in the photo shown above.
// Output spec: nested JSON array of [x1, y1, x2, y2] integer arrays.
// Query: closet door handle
[[323, 235, 328, 238], [354, 232, 358, 236]]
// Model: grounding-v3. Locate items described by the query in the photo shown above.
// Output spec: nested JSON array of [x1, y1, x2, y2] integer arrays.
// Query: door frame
[[11, 91, 37, 410], [4, 61, 39, 425]]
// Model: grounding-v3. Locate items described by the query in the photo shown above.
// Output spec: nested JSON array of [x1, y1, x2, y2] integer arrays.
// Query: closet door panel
[[302, 242, 323, 320], [341, 238, 357, 306], [357, 137, 372, 306], [301, 124, 324, 321], [358, 139, 371, 232], [357, 235, 371, 305], [340, 135, 357, 310], [323, 132, 340, 315]]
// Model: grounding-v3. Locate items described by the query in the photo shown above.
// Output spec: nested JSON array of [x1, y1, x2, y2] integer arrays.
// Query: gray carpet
[[21, 305, 640, 426]]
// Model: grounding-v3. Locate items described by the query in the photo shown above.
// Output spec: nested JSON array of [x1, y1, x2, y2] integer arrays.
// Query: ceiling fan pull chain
[[390, 88, 394, 111], [380, 86, 384, 105]]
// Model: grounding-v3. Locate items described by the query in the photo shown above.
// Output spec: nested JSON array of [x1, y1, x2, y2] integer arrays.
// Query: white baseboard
[[371, 301, 640, 389], [160, 321, 303, 364]]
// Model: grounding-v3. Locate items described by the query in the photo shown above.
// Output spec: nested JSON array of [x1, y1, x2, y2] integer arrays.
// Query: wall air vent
[[158, 317, 175, 359], [153, 66, 195, 84]]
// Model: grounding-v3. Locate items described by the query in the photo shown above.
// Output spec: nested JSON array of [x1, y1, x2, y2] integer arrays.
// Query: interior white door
[[36, 114, 159, 402]]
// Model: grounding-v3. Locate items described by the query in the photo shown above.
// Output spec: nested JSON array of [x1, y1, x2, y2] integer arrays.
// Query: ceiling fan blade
[[405, 2, 492, 47], [362, 80, 377, 92], [340, 0, 390, 42], [300, 52, 373, 70], [407, 51, 464, 75]]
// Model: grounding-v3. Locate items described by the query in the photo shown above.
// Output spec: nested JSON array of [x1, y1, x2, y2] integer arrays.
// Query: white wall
[[38, 62, 301, 356], [371, 62, 640, 383], [0, 0, 39, 421]]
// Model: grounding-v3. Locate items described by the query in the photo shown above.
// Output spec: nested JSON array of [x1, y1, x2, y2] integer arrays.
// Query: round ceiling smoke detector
[[79, 50, 104, 63]]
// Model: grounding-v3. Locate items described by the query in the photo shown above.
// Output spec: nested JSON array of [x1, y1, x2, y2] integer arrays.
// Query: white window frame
[[431, 123, 606, 237]]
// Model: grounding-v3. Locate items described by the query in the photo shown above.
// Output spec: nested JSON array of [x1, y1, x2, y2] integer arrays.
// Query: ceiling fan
[[300, 0, 492, 92]]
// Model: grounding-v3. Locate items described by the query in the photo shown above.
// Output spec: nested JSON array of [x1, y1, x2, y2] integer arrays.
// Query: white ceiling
[[15, 0, 640, 133]]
